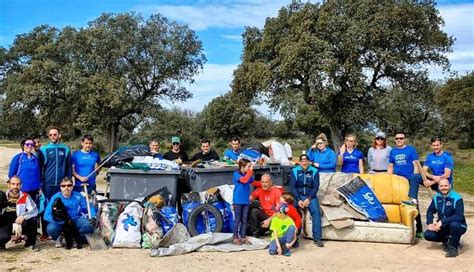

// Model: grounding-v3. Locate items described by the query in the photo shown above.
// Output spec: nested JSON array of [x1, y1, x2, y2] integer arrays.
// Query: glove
[[88, 217, 97, 228]]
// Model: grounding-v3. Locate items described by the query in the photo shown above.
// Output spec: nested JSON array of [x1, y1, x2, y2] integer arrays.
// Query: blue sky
[[1, 0, 473, 117]]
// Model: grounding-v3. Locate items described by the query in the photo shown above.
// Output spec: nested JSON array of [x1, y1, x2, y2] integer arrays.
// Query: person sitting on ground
[[149, 139, 164, 159], [280, 192, 301, 247], [163, 136, 189, 164], [268, 203, 297, 256], [248, 174, 282, 238], [290, 154, 324, 247], [0, 176, 39, 252], [72, 134, 101, 194], [424, 179, 467, 258], [232, 159, 254, 245], [338, 134, 364, 174], [190, 138, 220, 162], [367, 132, 392, 173], [223, 136, 242, 162], [44, 177, 96, 249], [307, 133, 337, 172]]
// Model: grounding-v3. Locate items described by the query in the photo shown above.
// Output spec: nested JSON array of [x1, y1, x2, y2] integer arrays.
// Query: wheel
[[187, 204, 223, 237]]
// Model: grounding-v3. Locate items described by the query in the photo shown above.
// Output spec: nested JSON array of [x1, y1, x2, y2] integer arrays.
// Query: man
[[248, 174, 282, 237], [223, 137, 242, 162], [404, 136, 454, 205], [190, 138, 220, 161], [387, 131, 423, 236], [32, 134, 42, 157], [149, 139, 164, 159], [163, 136, 189, 163], [44, 177, 96, 249], [0, 177, 39, 252], [290, 154, 324, 247], [38, 126, 72, 240], [424, 179, 467, 258], [72, 135, 101, 194]]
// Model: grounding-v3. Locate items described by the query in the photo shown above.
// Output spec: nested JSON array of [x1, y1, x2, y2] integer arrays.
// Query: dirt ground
[[1, 146, 473, 272]]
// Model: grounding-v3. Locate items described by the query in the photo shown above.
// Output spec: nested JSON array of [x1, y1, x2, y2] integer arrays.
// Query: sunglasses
[[375, 137, 385, 140], [172, 143, 180, 145], [24, 143, 35, 147], [60, 184, 73, 188], [395, 137, 405, 140], [49, 133, 58, 136]]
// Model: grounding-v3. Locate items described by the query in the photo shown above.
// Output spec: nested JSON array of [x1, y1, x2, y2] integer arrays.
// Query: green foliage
[[435, 72, 474, 148], [232, 1, 453, 146], [0, 13, 205, 151]]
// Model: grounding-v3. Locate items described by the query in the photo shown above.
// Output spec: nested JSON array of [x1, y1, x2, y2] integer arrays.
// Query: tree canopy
[[231, 1, 453, 147]]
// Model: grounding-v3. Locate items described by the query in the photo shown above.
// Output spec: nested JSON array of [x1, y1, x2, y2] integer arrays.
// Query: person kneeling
[[44, 177, 96, 250], [268, 204, 296, 257], [424, 179, 467, 258], [0, 177, 39, 252]]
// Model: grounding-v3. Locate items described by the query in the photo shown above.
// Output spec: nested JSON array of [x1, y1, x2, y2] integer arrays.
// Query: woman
[[307, 133, 337, 172], [367, 132, 392, 173], [338, 134, 364, 174], [8, 137, 42, 201]]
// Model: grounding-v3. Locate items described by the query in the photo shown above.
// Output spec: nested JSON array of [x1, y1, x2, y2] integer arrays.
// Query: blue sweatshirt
[[44, 191, 95, 223], [232, 169, 254, 205], [290, 165, 319, 202], [307, 147, 337, 172], [8, 152, 41, 192], [39, 142, 72, 187], [426, 190, 467, 227]]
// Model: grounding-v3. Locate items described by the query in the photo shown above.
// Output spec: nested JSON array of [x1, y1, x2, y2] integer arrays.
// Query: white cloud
[[135, 1, 289, 30], [221, 34, 242, 41]]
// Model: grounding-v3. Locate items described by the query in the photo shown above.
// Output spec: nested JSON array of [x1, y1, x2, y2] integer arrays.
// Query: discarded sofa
[[304, 173, 419, 244]]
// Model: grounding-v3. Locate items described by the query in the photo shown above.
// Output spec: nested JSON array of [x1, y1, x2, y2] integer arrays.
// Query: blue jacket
[[39, 142, 72, 187], [307, 147, 337, 172], [290, 165, 319, 202], [426, 190, 467, 227], [44, 191, 95, 223], [232, 170, 254, 205], [8, 152, 41, 192]]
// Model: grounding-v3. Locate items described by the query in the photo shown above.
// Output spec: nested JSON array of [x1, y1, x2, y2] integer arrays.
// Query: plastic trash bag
[[212, 201, 233, 233], [113, 201, 143, 248], [159, 206, 180, 234], [142, 205, 164, 248], [102, 145, 151, 168], [238, 149, 262, 163], [336, 176, 388, 222], [98, 201, 120, 245]]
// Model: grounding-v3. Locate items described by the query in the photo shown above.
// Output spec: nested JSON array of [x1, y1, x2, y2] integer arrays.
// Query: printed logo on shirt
[[59, 151, 64, 156], [430, 160, 444, 165], [446, 201, 452, 206], [394, 154, 407, 166], [306, 173, 312, 178]]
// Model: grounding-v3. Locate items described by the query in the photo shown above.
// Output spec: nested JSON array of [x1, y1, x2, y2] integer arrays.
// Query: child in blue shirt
[[232, 158, 254, 245]]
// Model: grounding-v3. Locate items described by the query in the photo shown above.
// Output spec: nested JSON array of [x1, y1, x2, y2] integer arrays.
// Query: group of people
[[0, 128, 468, 258], [1, 127, 99, 251]]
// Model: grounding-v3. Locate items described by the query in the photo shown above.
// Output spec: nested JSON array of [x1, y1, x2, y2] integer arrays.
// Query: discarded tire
[[187, 204, 223, 237]]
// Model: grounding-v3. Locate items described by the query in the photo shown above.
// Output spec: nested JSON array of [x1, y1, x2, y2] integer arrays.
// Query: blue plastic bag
[[238, 149, 261, 162], [212, 201, 234, 233], [337, 176, 388, 222], [159, 206, 180, 234]]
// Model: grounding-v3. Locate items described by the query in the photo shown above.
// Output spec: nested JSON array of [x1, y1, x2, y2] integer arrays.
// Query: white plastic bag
[[112, 202, 144, 248]]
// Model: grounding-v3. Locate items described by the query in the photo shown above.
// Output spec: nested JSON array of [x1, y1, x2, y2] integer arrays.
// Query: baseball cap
[[171, 136, 180, 144], [375, 132, 386, 139], [278, 203, 289, 214]]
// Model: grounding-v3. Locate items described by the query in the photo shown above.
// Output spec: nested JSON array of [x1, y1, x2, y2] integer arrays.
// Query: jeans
[[47, 217, 93, 240], [306, 197, 322, 241], [233, 204, 249, 239], [424, 221, 467, 249], [269, 225, 296, 254]]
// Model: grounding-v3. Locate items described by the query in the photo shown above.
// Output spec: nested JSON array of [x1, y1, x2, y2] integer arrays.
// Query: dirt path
[[0, 146, 472, 271]]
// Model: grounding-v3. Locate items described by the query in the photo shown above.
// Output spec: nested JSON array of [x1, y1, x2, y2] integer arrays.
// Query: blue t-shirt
[[223, 149, 241, 161], [425, 152, 454, 184], [72, 150, 101, 188], [232, 170, 254, 205], [341, 149, 364, 173], [389, 145, 419, 179]]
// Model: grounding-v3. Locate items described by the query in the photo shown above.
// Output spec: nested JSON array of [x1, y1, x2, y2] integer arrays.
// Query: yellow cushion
[[358, 173, 410, 204], [382, 204, 401, 223]]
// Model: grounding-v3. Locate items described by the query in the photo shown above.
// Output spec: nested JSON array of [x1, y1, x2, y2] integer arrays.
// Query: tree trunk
[[329, 125, 343, 152], [106, 122, 119, 152]]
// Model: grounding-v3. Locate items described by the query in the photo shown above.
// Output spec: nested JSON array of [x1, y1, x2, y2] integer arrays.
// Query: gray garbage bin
[[253, 165, 292, 191], [107, 168, 181, 205], [184, 167, 237, 192]]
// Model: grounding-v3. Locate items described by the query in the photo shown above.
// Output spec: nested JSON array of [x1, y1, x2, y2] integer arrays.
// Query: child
[[280, 192, 301, 231], [269, 203, 296, 256], [232, 158, 254, 245]]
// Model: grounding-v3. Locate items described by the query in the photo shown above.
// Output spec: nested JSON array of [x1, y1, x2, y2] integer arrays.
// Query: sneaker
[[401, 199, 418, 206], [416, 232, 424, 239], [446, 247, 458, 258], [442, 238, 451, 252], [38, 234, 50, 241], [241, 238, 252, 245], [313, 240, 324, 247], [26, 245, 40, 252], [283, 249, 291, 257], [55, 237, 63, 248], [269, 250, 277, 255]]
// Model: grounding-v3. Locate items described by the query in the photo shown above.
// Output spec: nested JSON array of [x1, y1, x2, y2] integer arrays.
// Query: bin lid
[[107, 168, 181, 175]]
